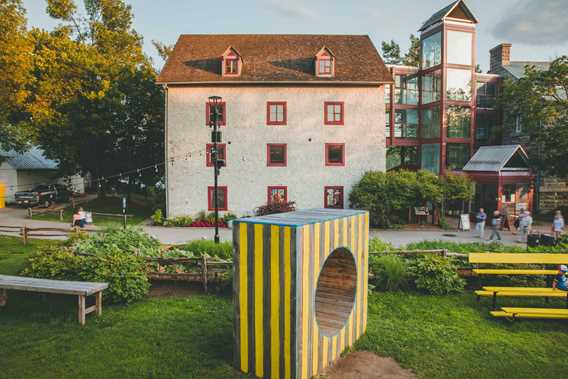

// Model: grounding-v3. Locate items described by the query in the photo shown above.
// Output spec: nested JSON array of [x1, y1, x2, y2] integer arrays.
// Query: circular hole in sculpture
[[315, 247, 357, 335]]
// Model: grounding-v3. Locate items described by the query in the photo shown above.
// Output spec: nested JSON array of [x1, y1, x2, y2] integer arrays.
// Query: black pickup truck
[[14, 184, 71, 207]]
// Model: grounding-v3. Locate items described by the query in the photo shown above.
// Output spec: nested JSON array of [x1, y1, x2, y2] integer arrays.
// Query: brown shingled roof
[[156, 34, 392, 85]]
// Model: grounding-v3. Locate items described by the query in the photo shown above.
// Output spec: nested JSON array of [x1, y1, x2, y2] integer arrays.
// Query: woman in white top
[[552, 210, 565, 240]]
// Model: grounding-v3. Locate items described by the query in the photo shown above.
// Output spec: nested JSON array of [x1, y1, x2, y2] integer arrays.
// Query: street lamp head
[[208, 95, 222, 105]]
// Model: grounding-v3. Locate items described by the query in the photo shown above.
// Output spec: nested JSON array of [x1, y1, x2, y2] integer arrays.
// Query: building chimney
[[489, 43, 512, 73]]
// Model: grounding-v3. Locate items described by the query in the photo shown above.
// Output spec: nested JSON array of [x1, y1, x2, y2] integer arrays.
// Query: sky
[[22, 0, 568, 71]]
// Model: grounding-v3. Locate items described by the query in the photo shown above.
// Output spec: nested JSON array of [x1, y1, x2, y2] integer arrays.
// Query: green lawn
[[31, 196, 154, 227], [0, 236, 62, 275], [2, 238, 568, 378]]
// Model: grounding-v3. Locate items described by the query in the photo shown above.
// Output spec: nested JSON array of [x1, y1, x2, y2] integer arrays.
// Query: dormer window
[[315, 47, 335, 77], [221, 47, 242, 77]]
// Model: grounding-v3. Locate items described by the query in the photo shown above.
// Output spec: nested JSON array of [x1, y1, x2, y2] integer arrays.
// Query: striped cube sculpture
[[233, 209, 369, 379]]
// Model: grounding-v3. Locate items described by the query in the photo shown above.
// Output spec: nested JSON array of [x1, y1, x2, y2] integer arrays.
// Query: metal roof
[[419, 0, 478, 32], [235, 208, 367, 227], [502, 61, 551, 79], [0, 147, 59, 170], [462, 145, 529, 173]]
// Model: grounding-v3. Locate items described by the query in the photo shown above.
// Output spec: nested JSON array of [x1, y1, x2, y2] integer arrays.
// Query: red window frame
[[267, 144, 287, 167], [205, 102, 227, 126], [206, 143, 226, 167], [266, 101, 287, 125], [207, 186, 228, 211], [324, 101, 344, 125], [225, 58, 239, 75], [325, 143, 345, 166], [324, 186, 344, 209], [318, 57, 333, 75], [267, 186, 288, 204]]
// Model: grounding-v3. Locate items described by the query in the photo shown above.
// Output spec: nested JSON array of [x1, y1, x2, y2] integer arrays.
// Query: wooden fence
[[0, 225, 99, 244]]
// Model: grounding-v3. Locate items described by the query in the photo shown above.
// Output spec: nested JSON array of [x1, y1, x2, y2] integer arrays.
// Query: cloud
[[267, 0, 317, 20], [492, 0, 568, 45]]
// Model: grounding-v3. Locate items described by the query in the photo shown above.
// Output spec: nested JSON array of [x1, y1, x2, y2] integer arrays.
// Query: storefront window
[[421, 32, 441, 69], [421, 108, 440, 139], [446, 69, 472, 101], [447, 106, 471, 138], [421, 70, 441, 104], [446, 143, 470, 170], [395, 74, 418, 105], [447, 30, 472, 66], [387, 146, 419, 171], [421, 143, 440, 174], [394, 109, 418, 138]]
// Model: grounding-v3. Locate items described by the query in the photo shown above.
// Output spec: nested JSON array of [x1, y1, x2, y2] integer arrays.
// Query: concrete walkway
[[1, 207, 528, 247]]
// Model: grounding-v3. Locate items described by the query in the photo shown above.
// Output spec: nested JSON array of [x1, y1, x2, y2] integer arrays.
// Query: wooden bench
[[469, 253, 568, 276], [490, 307, 568, 320], [0, 275, 108, 325]]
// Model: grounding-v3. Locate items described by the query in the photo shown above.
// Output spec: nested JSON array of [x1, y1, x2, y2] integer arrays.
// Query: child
[[553, 265, 568, 291]]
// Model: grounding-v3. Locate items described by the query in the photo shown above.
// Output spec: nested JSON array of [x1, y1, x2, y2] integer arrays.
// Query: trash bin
[[233, 209, 369, 379]]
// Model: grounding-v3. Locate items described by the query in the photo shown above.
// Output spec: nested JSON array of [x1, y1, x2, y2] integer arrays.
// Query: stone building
[[157, 35, 391, 217]]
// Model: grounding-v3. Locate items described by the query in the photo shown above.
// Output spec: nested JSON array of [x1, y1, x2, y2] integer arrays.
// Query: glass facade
[[446, 143, 470, 170], [395, 74, 419, 105], [387, 146, 419, 171], [446, 69, 472, 101], [446, 30, 472, 66], [421, 108, 440, 139], [421, 70, 441, 104], [394, 109, 418, 138], [421, 32, 441, 68], [421, 143, 440, 174], [475, 110, 498, 144], [447, 106, 471, 138]]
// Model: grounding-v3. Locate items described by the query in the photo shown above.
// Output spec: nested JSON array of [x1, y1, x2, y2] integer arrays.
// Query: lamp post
[[208, 95, 223, 243]]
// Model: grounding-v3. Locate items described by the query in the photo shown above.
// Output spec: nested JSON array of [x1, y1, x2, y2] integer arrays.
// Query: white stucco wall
[[166, 85, 386, 217]]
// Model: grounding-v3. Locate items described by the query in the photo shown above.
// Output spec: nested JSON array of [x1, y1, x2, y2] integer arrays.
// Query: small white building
[[157, 35, 392, 217], [0, 147, 85, 203]]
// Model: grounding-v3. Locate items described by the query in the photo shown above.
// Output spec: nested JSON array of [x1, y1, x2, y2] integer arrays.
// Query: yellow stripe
[[312, 223, 320, 377], [349, 216, 355, 346], [333, 220, 339, 248], [301, 225, 310, 379], [342, 217, 348, 246], [270, 225, 280, 379], [322, 336, 329, 368], [254, 224, 264, 377], [356, 215, 363, 337], [324, 221, 330, 257], [239, 223, 249, 373], [284, 227, 292, 379], [331, 335, 337, 362], [363, 214, 369, 331], [340, 327, 345, 353]]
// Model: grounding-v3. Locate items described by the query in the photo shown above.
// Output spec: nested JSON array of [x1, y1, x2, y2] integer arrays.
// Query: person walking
[[517, 210, 533, 243], [475, 208, 487, 239], [489, 210, 502, 241], [552, 210, 565, 241]]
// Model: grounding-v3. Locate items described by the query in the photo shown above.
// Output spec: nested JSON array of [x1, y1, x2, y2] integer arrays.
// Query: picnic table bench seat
[[0, 275, 108, 325], [490, 307, 568, 320], [476, 286, 568, 309], [472, 269, 558, 275]]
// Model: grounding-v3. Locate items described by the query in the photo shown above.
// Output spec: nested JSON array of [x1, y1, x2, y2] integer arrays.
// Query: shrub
[[151, 209, 164, 226], [369, 238, 395, 253], [22, 249, 85, 281], [369, 255, 409, 291], [178, 240, 232, 260], [164, 215, 193, 227], [255, 201, 296, 216], [408, 255, 465, 295], [223, 213, 238, 222], [72, 227, 162, 258]]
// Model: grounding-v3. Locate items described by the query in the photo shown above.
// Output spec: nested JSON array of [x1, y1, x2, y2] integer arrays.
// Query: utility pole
[[208, 96, 223, 243]]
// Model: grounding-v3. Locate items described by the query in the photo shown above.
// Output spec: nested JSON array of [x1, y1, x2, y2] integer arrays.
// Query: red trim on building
[[325, 143, 345, 166], [324, 186, 344, 208], [324, 102, 344, 125], [205, 102, 227, 126], [266, 101, 287, 125], [206, 143, 226, 167], [267, 186, 288, 203], [267, 144, 287, 167], [207, 186, 228, 211]]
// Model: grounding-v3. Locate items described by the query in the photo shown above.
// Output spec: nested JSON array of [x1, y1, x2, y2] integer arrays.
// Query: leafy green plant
[[408, 255, 465, 295], [177, 240, 232, 260], [151, 209, 164, 226], [163, 215, 193, 227], [368, 238, 395, 253], [369, 255, 409, 291], [22, 249, 85, 280], [72, 227, 162, 258], [223, 213, 238, 222]]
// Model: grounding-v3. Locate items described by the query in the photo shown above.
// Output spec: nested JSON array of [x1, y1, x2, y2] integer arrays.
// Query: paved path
[[1, 207, 528, 247]]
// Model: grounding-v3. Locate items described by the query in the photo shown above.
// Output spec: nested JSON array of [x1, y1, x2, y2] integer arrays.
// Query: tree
[[152, 40, 174, 62], [403, 34, 420, 67], [501, 56, 568, 177], [475, 64, 482, 73], [381, 40, 402, 65]]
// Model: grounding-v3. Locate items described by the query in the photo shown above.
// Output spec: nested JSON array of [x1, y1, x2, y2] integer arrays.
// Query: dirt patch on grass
[[323, 351, 417, 379]]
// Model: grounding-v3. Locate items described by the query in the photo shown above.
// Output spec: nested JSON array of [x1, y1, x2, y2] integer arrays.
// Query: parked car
[[14, 184, 71, 208]]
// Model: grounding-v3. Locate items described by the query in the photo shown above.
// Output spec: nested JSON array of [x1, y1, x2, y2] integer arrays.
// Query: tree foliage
[[381, 39, 402, 64], [380, 34, 421, 66], [403, 34, 420, 66], [501, 56, 568, 177]]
